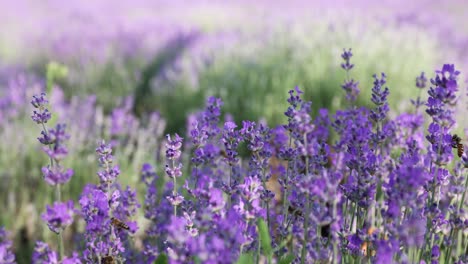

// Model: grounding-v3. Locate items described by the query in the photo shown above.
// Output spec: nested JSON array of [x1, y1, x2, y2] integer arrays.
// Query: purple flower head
[[341, 80, 360, 102], [341, 48, 354, 71], [96, 141, 112, 156], [340, 48, 359, 101], [41, 200, 75, 234], [209, 188, 226, 212], [109, 189, 121, 210], [165, 134, 183, 160], [97, 166, 120, 186], [370, 73, 390, 123], [41, 165, 74, 186], [37, 131, 53, 145], [433, 64, 460, 88], [95, 141, 120, 187], [113, 185, 140, 227], [0, 228, 15, 264], [190, 120, 209, 147], [32, 241, 58, 264], [31, 93, 51, 124], [31, 93, 48, 109], [431, 245, 440, 260], [201, 96, 223, 138], [79, 185, 110, 233], [41, 124, 70, 161], [165, 162, 183, 179], [167, 193, 184, 207], [141, 163, 158, 185], [416, 72, 428, 89], [285, 92, 314, 139], [286, 86, 303, 108], [167, 216, 190, 245], [426, 64, 460, 130], [221, 121, 242, 165]]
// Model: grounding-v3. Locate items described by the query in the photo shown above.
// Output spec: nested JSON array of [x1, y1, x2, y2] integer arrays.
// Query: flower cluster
[[31, 92, 77, 261], [0, 228, 15, 264], [340, 48, 360, 102], [3, 51, 464, 264], [79, 140, 140, 263]]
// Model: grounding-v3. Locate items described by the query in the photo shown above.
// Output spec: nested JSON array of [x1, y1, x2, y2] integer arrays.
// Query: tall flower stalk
[[165, 134, 184, 217], [31, 93, 75, 260]]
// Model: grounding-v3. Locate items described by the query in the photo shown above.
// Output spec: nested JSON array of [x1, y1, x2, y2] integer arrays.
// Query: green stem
[[56, 184, 64, 260], [258, 152, 270, 231], [301, 193, 311, 264], [301, 134, 310, 264], [445, 229, 455, 264], [332, 201, 338, 264], [350, 203, 356, 234], [458, 172, 468, 211], [282, 163, 290, 221], [173, 177, 177, 217], [172, 160, 177, 217]]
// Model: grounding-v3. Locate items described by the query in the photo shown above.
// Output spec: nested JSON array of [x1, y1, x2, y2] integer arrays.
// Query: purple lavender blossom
[[79, 185, 110, 233], [96, 141, 120, 188], [165, 134, 183, 178], [340, 48, 360, 102], [340, 48, 354, 71], [32, 241, 58, 264], [41, 166, 74, 186], [31, 93, 52, 124], [370, 73, 390, 123], [221, 121, 241, 166], [41, 201, 75, 234], [416, 72, 428, 89], [0, 228, 15, 264]]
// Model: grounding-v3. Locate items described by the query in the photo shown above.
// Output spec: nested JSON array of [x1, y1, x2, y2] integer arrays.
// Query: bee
[[451, 134, 464, 158], [102, 255, 115, 264], [111, 217, 130, 231], [219, 149, 228, 159], [288, 205, 303, 217], [458, 144, 464, 158], [320, 223, 331, 238], [452, 134, 462, 147], [360, 227, 377, 257]]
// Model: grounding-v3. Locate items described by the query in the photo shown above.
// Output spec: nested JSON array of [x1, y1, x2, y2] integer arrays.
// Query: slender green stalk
[[41, 120, 65, 260], [301, 134, 310, 264], [227, 166, 232, 207], [258, 152, 270, 230], [56, 183, 64, 260], [445, 229, 455, 264], [350, 203, 356, 234], [282, 137, 293, 225], [458, 172, 468, 211], [173, 159, 177, 217], [301, 193, 311, 264], [332, 201, 338, 264]]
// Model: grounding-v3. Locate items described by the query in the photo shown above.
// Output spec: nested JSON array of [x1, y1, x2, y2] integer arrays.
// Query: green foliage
[[149, 20, 442, 133], [257, 218, 273, 262], [278, 254, 295, 264], [46, 61, 68, 94], [154, 253, 168, 264], [236, 253, 254, 264]]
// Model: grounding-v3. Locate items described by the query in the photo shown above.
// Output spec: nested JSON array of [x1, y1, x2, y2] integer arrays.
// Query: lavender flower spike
[[41, 201, 75, 234], [0, 227, 15, 264], [31, 92, 51, 124]]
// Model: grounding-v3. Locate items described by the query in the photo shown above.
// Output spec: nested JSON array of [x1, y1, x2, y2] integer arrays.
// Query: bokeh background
[[1, 0, 468, 262]]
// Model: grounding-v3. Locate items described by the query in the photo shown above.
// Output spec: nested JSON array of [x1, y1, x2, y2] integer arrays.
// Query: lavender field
[[1, 1, 468, 263]]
